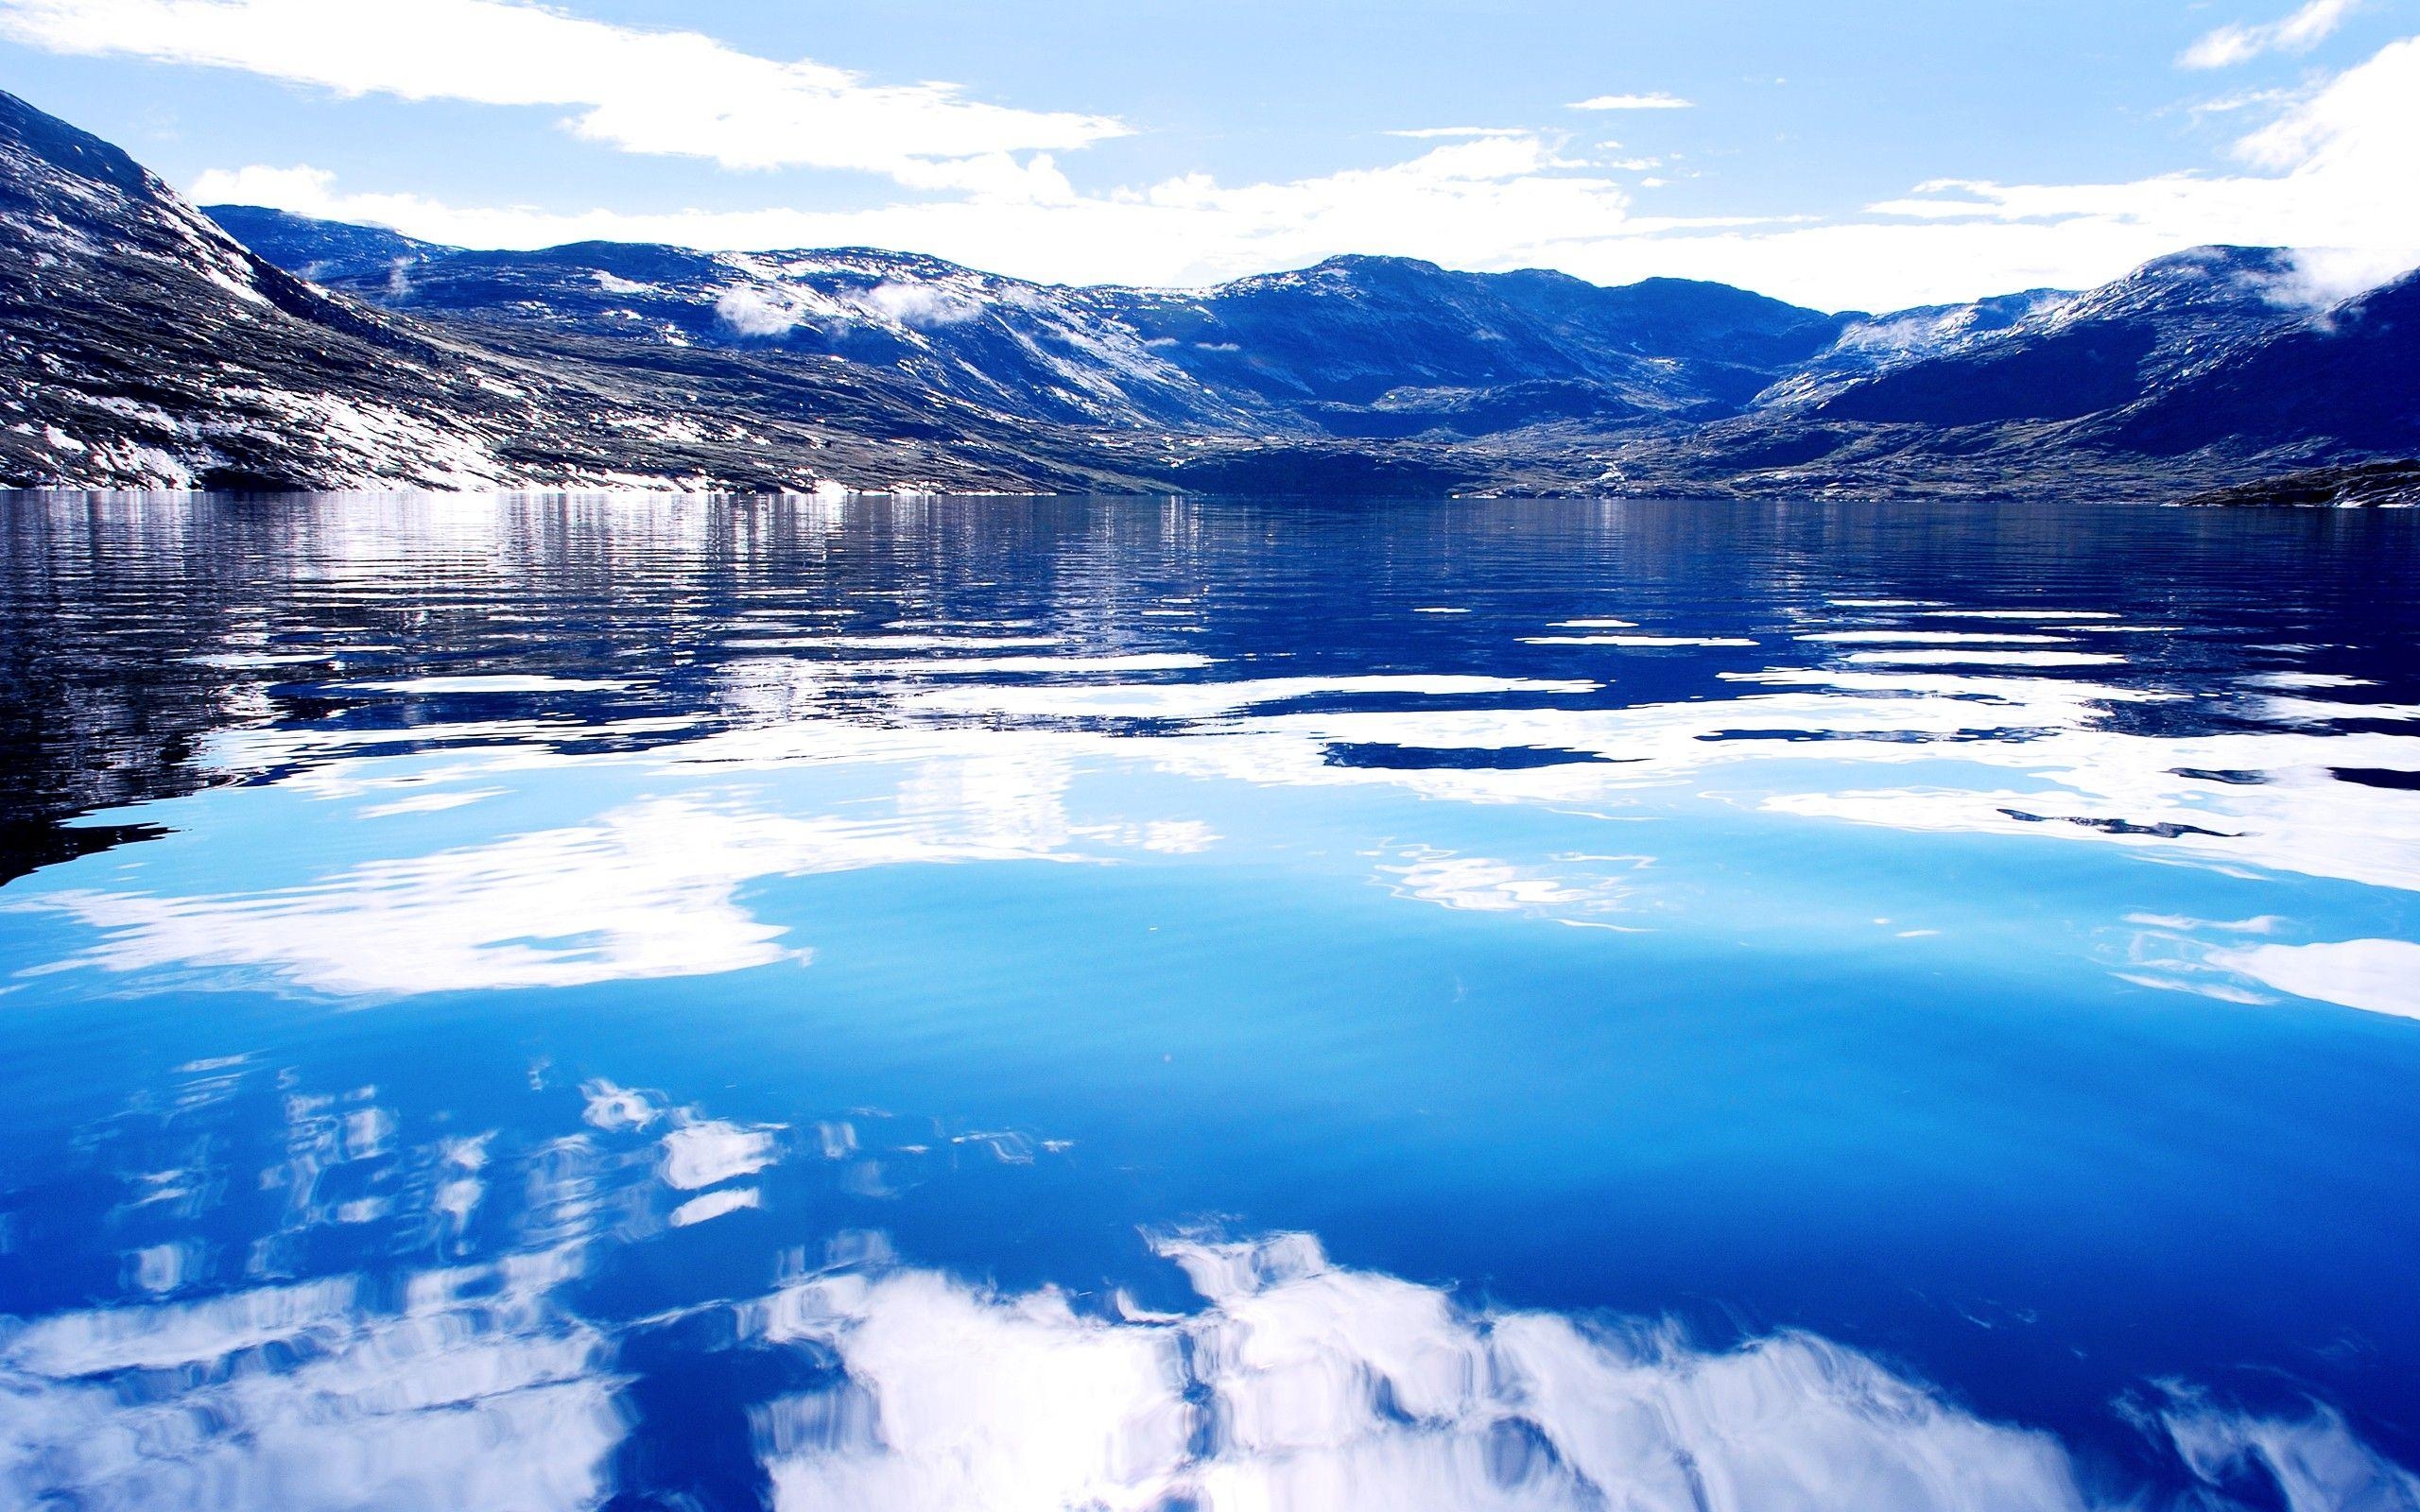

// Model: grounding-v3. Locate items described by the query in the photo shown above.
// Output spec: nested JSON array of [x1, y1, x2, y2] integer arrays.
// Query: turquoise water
[[0, 493, 2415, 1509]]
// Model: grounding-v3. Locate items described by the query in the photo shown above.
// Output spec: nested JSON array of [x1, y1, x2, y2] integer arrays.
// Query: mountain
[[249, 236, 1259, 433], [223, 199, 2414, 498], [1805, 247, 2306, 426], [1594, 248, 2420, 497], [2179, 458, 2420, 508], [1090, 257, 1852, 434], [2094, 267, 2420, 458], [0, 89, 1154, 492], [1751, 291, 2072, 409], [200, 204, 453, 284], [205, 213, 1858, 440], [3, 88, 2412, 498]]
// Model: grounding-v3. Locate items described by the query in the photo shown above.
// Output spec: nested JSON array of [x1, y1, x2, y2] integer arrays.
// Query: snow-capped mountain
[[1587, 245, 2420, 497], [1088, 257, 1855, 433], [202, 204, 449, 284], [4, 87, 2413, 498], [0, 90, 1154, 492], [1750, 291, 2072, 409], [225, 198, 2410, 490], [213, 216, 1861, 439], [2096, 266, 2420, 459], [1805, 247, 2318, 427], [226, 232, 1260, 433]]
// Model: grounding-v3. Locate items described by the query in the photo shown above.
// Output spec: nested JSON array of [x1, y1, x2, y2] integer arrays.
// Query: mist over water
[[0, 492, 2416, 1509]]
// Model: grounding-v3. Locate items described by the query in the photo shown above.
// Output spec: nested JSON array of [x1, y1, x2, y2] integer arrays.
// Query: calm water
[[0, 493, 2416, 1510]]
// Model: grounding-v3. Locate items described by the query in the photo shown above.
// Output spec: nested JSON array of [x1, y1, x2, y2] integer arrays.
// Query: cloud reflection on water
[[751, 1231, 2160, 1512], [13, 1222, 2410, 1512], [4, 1032, 2417, 1510], [15, 775, 1186, 994], [9, 648, 2418, 1015], [0, 1250, 622, 1511], [2211, 937, 2420, 1022], [8, 495, 2418, 1509]]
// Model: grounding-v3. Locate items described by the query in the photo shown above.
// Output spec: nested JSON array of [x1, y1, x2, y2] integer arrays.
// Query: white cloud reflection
[[11, 1225, 2407, 1511], [14, 767, 1184, 994], [13, 641, 2417, 1005], [1379, 847, 1646, 928], [901, 673, 1598, 722], [2210, 937, 2420, 1021], [663, 1117, 783, 1190], [2164, 1396, 2420, 1511], [6, 1059, 2413, 1511], [27, 797, 840, 993], [743, 1230, 2417, 1512], [1141, 667, 2420, 896], [0, 1250, 621, 1511]]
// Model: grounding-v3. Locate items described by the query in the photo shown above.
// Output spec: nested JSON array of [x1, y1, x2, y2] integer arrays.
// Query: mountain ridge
[[205, 214, 1867, 439], [0, 89, 2412, 498], [0, 90, 1173, 493], [198, 202, 2420, 495]]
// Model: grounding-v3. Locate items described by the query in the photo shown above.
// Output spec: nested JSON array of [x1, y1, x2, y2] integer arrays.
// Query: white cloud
[[2187, 85, 2302, 116], [185, 34, 2420, 311], [0, 0, 1126, 180], [17, 0, 2420, 307], [2181, 0, 2360, 69], [1384, 126, 1531, 140], [186, 136, 1651, 290], [716, 282, 811, 337], [852, 281, 982, 328], [1568, 93, 1695, 110], [1616, 31, 2420, 305], [113, 0, 2414, 312]]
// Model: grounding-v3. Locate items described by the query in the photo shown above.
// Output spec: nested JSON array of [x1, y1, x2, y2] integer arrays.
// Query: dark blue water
[[1, 493, 2416, 1510]]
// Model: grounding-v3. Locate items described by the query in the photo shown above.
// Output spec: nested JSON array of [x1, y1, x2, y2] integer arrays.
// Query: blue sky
[[4, 0, 2416, 308]]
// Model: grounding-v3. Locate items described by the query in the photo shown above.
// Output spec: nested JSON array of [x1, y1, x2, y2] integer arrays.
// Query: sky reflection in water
[[0, 493, 2416, 1509]]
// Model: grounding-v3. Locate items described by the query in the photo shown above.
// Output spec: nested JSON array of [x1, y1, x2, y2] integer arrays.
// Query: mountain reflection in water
[[0, 492, 2415, 1509]]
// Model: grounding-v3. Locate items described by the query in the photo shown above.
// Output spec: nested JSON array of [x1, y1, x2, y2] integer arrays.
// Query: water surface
[[1, 493, 2416, 1509]]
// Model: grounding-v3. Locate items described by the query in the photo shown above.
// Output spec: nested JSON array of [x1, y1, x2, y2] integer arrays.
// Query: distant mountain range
[[4, 89, 2414, 498]]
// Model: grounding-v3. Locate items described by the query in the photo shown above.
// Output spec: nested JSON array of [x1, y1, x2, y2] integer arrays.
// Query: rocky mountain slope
[[3, 87, 2412, 497], [1588, 249, 2420, 498], [1091, 258, 1853, 434], [2097, 267, 2420, 459], [2178, 458, 2420, 507], [0, 91, 1157, 492], [1805, 248, 2305, 427], [202, 204, 448, 284], [219, 202, 2415, 499], [210, 215, 1862, 439]]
